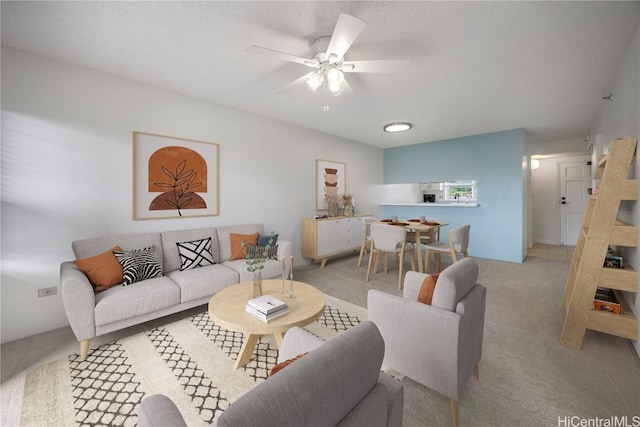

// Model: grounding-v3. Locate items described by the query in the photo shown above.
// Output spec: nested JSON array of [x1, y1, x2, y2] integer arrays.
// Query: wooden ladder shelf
[[561, 137, 638, 349]]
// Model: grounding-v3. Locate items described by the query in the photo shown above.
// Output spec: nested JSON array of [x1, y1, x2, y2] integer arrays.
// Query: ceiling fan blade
[[274, 72, 317, 95], [342, 59, 410, 73], [341, 77, 355, 96], [248, 45, 319, 68], [326, 13, 366, 62]]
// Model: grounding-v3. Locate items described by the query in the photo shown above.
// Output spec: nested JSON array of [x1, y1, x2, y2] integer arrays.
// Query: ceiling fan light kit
[[384, 122, 413, 133], [249, 13, 409, 107]]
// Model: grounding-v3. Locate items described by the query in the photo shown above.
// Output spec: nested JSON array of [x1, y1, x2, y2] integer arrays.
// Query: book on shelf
[[603, 253, 623, 269], [245, 303, 289, 322], [247, 295, 288, 315], [592, 287, 622, 315]]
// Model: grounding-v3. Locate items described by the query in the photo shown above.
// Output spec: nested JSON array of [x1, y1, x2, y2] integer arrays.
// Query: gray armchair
[[368, 258, 485, 427], [138, 321, 404, 427]]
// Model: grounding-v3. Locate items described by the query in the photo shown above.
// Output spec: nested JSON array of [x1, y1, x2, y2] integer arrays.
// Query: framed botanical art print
[[133, 131, 219, 220], [316, 159, 346, 210]]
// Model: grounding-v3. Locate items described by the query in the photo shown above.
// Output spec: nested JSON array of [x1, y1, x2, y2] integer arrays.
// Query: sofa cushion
[[229, 233, 259, 260], [94, 276, 180, 326], [216, 224, 264, 263], [431, 258, 479, 311], [176, 237, 215, 271], [73, 245, 123, 292], [160, 228, 217, 273], [72, 233, 164, 271], [114, 246, 163, 286], [167, 264, 239, 303]]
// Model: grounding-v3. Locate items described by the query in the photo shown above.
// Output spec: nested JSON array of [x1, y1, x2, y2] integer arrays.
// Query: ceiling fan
[[248, 13, 409, 107]]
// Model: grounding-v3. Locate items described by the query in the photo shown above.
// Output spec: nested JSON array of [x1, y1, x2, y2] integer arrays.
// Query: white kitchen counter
[[380, 202, 479, 207]]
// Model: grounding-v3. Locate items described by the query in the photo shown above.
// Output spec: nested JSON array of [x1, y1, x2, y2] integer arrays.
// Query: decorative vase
[[252, 271, 263, 298], [343, 203, 353, 217], [328, 200, 339, 217]]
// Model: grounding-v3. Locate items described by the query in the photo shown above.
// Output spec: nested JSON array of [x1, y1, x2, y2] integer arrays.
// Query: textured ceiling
[[2, 1, 639, 148]]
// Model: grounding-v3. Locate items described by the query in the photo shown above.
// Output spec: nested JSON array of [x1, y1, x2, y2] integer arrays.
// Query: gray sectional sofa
[[138, 321, 404, 427], [60, 224, 291, 360]]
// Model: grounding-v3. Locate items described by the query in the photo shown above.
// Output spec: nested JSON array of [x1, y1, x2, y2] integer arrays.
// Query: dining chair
[[366, 223, 415, 289], [426, 217, 442, 242], [423, 224, 470, 273], [357, 216, 381, 267]]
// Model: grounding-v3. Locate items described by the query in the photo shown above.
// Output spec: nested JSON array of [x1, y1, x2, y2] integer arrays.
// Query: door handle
[[561, 196, 567, 205]]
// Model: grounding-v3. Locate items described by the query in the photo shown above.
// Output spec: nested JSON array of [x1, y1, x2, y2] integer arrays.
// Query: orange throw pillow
[[417, 273, 439, 305], [74, 246, 123, 292], [269, 352, 308, 377], [229, 233, 259, 261]]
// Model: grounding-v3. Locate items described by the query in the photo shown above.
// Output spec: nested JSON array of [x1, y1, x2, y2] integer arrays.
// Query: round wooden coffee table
[[208, 279, 325, 369]]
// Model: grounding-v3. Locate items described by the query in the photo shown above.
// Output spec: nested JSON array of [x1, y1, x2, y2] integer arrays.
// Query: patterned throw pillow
[[177, 237, 215, 271], [244, 244, 278, 259], [113, 245, 163, 286]]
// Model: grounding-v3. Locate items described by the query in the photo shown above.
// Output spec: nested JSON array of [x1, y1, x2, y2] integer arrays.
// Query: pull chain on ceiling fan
[[248, 13, 409, 111]]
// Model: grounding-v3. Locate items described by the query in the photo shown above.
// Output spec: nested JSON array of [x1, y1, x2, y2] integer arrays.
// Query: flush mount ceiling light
[[383, 122, 413, 133]]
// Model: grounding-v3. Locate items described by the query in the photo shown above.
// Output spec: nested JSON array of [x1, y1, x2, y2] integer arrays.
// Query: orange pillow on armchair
[[417, 274, 439, 305]]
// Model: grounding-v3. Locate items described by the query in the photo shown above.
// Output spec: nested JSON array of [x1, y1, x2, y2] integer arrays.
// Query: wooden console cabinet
[[301, 215, 368, 268]]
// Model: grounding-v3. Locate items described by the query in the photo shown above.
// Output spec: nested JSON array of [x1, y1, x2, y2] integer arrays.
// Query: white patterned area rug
[[19, 295, 366, 427]]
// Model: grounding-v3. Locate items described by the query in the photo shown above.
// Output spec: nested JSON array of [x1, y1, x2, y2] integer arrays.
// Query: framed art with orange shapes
[[133, 131, 219, 220]]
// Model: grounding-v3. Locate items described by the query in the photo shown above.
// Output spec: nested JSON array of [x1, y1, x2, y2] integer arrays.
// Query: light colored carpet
[[293, 254, 640, 426], [6, 295, 366, 427], [2, 254, 639, 427]]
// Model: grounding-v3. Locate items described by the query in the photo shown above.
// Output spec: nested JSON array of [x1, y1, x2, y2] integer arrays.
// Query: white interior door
[[559, 161, 590, 245]]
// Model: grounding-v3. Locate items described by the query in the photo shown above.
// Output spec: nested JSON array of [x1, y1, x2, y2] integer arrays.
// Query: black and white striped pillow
[[113, 245, 163, 286], [244, 244, 278, 260], [177, 237, 215, 271]]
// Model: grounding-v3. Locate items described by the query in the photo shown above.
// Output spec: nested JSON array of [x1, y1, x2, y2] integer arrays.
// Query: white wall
[[0, 47, 383, 343], [528, 138, 589, 157], [531, 157, 560, 245], [589, 23, 639, 354]]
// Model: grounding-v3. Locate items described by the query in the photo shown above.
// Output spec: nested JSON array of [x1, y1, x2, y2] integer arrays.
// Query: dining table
[[373, 219, 449, 273]]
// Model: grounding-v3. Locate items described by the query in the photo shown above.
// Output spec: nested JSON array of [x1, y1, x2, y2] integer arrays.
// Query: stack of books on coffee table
[[246, 295, 289, 322]]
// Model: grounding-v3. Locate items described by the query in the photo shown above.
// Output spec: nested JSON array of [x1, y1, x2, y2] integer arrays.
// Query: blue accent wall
[[383, 129, 525, 263]]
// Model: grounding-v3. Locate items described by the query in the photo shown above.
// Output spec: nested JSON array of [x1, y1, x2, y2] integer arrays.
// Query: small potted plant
[[243, 233, 277, 297]]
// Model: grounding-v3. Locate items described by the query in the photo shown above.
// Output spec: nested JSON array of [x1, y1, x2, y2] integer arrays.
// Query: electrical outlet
[[38, 286, 57, 297]]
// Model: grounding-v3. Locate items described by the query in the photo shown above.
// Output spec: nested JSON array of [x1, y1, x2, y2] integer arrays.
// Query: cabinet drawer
[[318, 218, 359, 232], [318, 235, 360, 255]]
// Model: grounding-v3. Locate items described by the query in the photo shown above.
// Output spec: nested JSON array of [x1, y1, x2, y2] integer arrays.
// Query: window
[[444, 180, 477, 201]]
